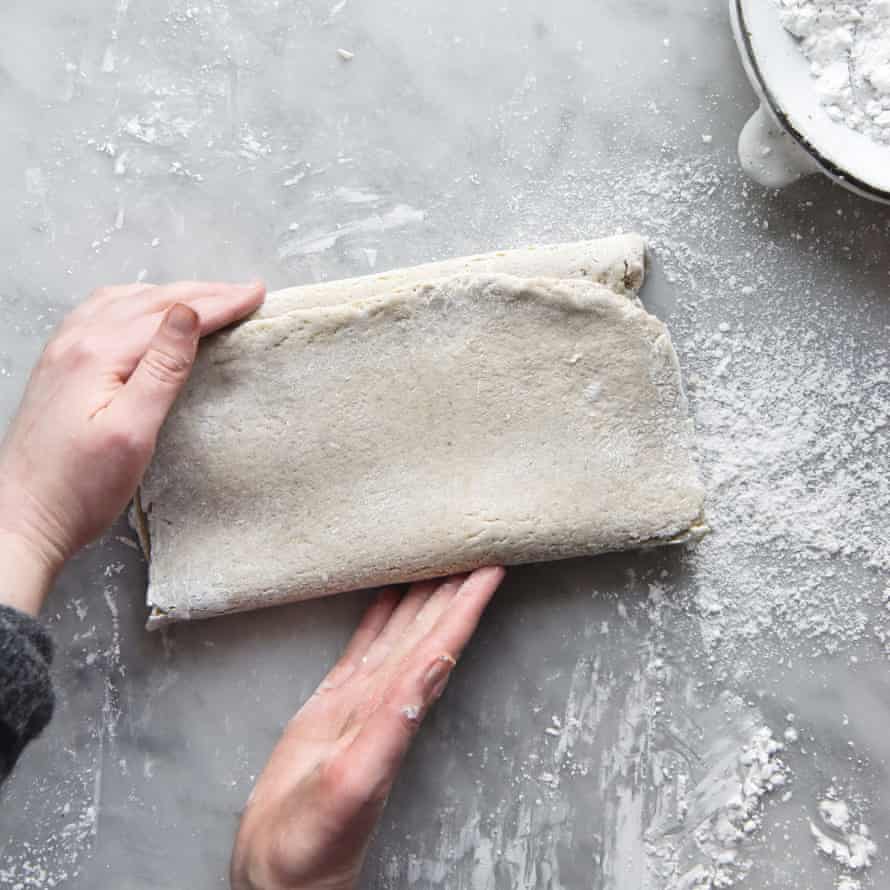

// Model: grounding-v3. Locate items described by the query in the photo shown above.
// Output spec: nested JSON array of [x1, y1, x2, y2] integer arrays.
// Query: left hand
[[0, 280, 266, 614]]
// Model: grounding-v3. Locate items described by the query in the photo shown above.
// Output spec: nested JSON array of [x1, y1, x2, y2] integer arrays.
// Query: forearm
[[0, 530, 58, 616]]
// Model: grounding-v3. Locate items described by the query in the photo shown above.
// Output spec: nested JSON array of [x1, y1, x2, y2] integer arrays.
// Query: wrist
[[0, 528, 60, 616]]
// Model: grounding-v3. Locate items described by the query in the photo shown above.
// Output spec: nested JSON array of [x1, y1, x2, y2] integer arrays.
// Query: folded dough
[[254, 233, 647, 316], [138, 237, 705, 627]]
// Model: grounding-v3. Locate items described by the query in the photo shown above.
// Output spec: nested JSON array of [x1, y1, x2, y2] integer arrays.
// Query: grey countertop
[[1, 1, 890, 888]]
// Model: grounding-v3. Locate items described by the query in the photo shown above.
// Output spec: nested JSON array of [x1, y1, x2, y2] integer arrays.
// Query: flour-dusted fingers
[[407, 568, 504, 667], [357, 580, 437, 673], [318, 651, 456, 824], [54, 284, 156, 338], [331, 567, 505, 811], [319, 588, 401, 691], [76, 282, 157, 318], [156, 284, 266, 334], [371, 575, 468, 684], [114, 282, 265, 334], [97, 289, 263, 383], [111, 280, 265, 321], [54, 282, 265, 383], [360, 568, 503, 716], [411, 574, 469, 634], [295, 590, 401, 732], [178, 290, 265, 335]]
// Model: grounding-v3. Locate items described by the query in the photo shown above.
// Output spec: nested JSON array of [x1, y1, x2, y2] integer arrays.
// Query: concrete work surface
[[0, 1, 889, 888]]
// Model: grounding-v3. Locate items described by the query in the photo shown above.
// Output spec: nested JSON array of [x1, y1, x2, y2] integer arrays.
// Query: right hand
[[230, 567, 506, 890]]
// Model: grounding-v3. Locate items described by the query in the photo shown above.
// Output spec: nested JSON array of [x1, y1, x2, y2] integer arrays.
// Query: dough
[[138, 238, 705, 627], [254, 233, 647, 317]]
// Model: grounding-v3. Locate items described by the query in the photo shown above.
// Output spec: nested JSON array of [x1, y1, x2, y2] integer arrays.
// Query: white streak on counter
[[278, 205, 425, 258]]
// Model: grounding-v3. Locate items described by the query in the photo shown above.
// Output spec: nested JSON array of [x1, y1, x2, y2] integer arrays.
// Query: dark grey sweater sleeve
[[0, 605, 54, 784]]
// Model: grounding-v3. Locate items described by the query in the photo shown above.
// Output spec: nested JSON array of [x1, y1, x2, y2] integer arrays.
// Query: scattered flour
[[820, 797, 852, 830], [655, 722, 790, 889], [514, 150, 888, 886], [777, 0, 890, 144], [519, 149, 890, 681], [808, 792, 878, 877], [687, 320, 890, 671]]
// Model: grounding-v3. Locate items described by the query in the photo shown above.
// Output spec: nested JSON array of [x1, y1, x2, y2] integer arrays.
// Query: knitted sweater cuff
[[0, 604, 55, 783]]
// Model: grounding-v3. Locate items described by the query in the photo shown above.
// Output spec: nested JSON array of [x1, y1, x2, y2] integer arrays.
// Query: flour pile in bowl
[[776, 0, 890, 144]]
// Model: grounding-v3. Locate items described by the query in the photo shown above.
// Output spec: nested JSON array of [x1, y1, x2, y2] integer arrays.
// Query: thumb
[[114, 303, 200, 434]]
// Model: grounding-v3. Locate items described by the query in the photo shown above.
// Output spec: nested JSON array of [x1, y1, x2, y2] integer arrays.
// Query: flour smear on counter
[[777, 0, 890, 144]]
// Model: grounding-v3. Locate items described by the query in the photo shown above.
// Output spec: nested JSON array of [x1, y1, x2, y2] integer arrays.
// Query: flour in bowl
[[777, 0, 890, 144]]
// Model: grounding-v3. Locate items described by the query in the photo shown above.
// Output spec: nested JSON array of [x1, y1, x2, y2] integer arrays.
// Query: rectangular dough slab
[[139, 237, 705, 627]]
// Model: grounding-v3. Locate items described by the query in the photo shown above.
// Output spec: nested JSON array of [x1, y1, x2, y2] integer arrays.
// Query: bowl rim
[[732, 0, 890, 204]]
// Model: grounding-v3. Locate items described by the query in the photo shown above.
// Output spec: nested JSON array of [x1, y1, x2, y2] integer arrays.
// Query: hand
[[0, 280, 266, 615], [230, 567, 506, 890]]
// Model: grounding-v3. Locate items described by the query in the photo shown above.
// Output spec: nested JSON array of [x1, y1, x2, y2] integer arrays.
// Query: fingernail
[[401, 704, 422, 724], [165, 303, 199, 336], [461, 566, 506, 593], [422, 653, 456, 704], [240, 279, 264, 291]]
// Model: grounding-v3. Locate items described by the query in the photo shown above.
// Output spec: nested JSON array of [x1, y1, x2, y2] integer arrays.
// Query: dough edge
[[137, 236, 708, 628]]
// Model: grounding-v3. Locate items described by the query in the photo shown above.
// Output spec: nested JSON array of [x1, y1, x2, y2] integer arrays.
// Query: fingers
[[333, 567, 505, 806], [357, 580, 437, 672], [398, 573, 468, 640], [178, 288, 267, 336], [100, 304, 200, 440], [123, 282, 266, 341], [52, 281, 266, 368], [70, 283, 157, 323], [320, 588, 400, 690], [367, 575, 467, 686], [413, 567, 505, 663], [299, 578, 461, 733], [323, 652, 456, 818], [77, 280, 265, 327], [135, 281, 266, 323]]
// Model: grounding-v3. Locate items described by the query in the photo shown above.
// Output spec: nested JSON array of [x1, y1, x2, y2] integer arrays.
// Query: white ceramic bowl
[[731, 0, 890, 203]]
